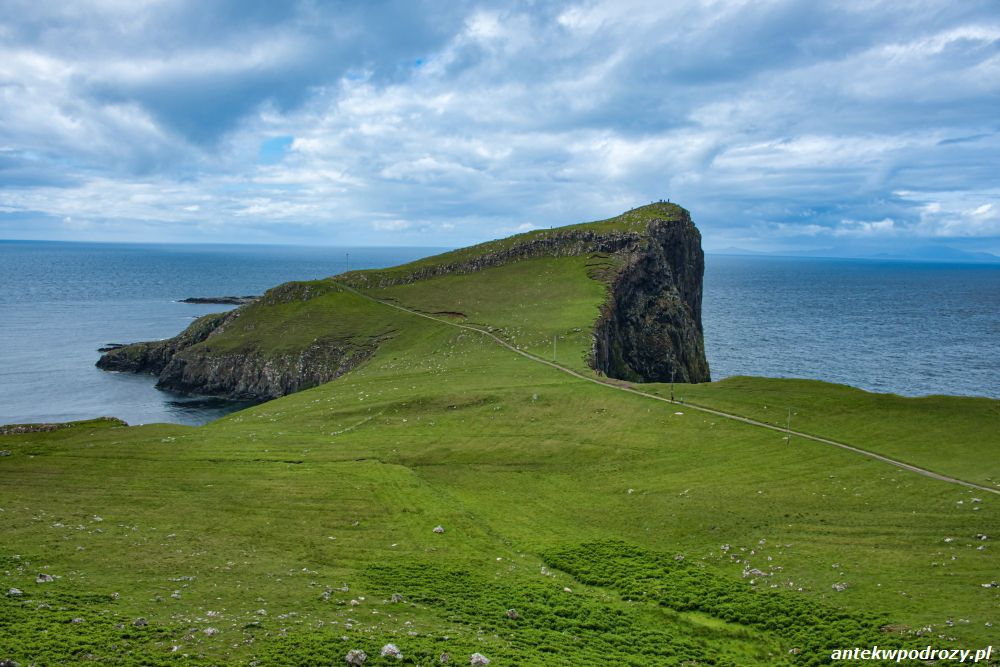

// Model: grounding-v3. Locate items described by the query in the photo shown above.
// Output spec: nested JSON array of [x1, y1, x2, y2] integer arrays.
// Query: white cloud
[[371, 219, 411, 232], [1, 0, 998, 250]]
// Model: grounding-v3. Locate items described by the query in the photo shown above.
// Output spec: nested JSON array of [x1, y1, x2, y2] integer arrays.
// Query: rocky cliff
[[97, 282, 387, 400], [592, 215, 710, 383], [97, 202, 710, 400]]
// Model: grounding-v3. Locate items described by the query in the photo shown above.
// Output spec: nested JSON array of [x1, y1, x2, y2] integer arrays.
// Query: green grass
[[338, 201, 688, 287], [374, 255, 615, 372], [2, 235, 998, 665], [646, 376, 1000, 487], [185, 281, 398, 357]]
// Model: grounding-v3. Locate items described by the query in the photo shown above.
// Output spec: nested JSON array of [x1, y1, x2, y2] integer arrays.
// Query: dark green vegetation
[[3, 204, 998, 665]]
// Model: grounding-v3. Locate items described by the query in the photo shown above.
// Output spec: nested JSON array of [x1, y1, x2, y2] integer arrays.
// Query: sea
[[1, 241, 998, 426]]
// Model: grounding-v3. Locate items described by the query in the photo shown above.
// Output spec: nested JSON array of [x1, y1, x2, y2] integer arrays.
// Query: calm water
[[702, 255, 1000, 399], [0, 242, 441, 425], [1, 243, 997, 426]]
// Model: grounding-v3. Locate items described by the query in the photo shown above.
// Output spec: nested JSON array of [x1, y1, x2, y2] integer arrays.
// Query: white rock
[[380, 644, 403, 659], [345, 649, 367, 665], [470, 653, 490, 666]]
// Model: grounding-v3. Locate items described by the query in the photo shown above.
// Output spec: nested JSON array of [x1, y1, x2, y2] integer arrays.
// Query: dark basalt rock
[[592, 214, 710, 383]]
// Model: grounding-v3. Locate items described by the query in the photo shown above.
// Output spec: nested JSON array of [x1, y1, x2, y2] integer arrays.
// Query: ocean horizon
[[2, 239, 998, 427]]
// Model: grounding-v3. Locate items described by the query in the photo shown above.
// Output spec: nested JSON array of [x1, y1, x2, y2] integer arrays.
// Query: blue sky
[[1, 0, 998, 254]]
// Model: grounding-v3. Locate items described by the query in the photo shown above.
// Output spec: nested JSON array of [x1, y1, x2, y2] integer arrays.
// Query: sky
[[1, 0, 998, 254]]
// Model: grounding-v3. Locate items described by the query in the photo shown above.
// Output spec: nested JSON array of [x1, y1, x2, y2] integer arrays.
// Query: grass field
[[2, 217, 998, 665]]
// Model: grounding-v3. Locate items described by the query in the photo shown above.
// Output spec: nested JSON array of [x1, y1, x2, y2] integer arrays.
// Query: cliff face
[[593, 216, 710, 383], [97, 203, 710, 400], [97, 282, 387, 401]]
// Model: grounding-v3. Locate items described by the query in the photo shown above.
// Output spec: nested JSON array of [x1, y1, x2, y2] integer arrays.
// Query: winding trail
[[337, 281, 1000, 496]]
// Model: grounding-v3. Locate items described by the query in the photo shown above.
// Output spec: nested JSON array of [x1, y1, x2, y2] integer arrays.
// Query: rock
[[390, 593, 404, 603], [36, 573, 55, 583], [97, 286, 380, 402], [975, 534, 989, 540], [743, 568, 770, 578], [350, 599, 361, 606], [380, 644, 403, 659], [132, 618, 148, 627], [469, 653, 491, 666], [0, 659, 21, 667], [0, 451, 10, 457], [203, 627, 219, 636], [345, 649, 367, 665], [440, 653, 450, 664], [592, 207, 710, 383], [6, 588, 22, 597], [433, 525, 445, 534], [832, 582, 849, 592], [110, 592, 120, 601], [178, 296, 258, 305], [505, 608, 520, 620], [71, 617, 85, 624]]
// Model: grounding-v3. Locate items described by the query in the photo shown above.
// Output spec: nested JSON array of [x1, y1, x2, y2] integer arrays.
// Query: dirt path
[[338, 282, 1000, 497]]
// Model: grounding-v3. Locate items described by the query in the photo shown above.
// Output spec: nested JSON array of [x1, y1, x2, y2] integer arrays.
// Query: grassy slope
[[339, 202, 682, 286], [646, 377, 1000, 487], [2, 232, 999, 665]]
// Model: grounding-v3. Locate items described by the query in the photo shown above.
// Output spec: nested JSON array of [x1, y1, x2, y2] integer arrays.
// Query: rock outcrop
[[97, 283, 385, 401], [592, 214, 709, 383], [97, 202, 709, 400]]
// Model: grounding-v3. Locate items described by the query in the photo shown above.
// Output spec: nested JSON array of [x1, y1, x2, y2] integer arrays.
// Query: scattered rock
[[36, 573, 55, 584], [981, 582, 998, 588], [6, 588, 22, 597], [110, 592, 120, 601], [203, 627, 219, 636], [470, 653, 490, 666], [943, 537, 954, 543], [350, 599, 361, 606], [975, 534, 989, 541], [345, 649, 367, 665], [674, 554, 684, 561], [0, 659, 21, 667], [132, 618, 148, 627], [439, 653, 450, 664], [743, 568, 770, 578], [832, 582, 849, 592], [380, 644, 403, 660], [433, 525, 445, 534], [505, 608, 520, 620], [0, 451, 10, 457], [70, 617, 85, 624], [390, 593, 404, 603]]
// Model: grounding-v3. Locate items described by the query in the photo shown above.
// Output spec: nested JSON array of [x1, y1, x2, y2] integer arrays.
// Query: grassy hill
[[2, 205, 998, 666]]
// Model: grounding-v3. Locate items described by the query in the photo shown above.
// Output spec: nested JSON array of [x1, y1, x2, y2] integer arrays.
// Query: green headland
[[1, 203, 997, 666]]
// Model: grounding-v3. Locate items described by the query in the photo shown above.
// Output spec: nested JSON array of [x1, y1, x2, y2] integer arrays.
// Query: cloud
[[0, 0, 998, 252]]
